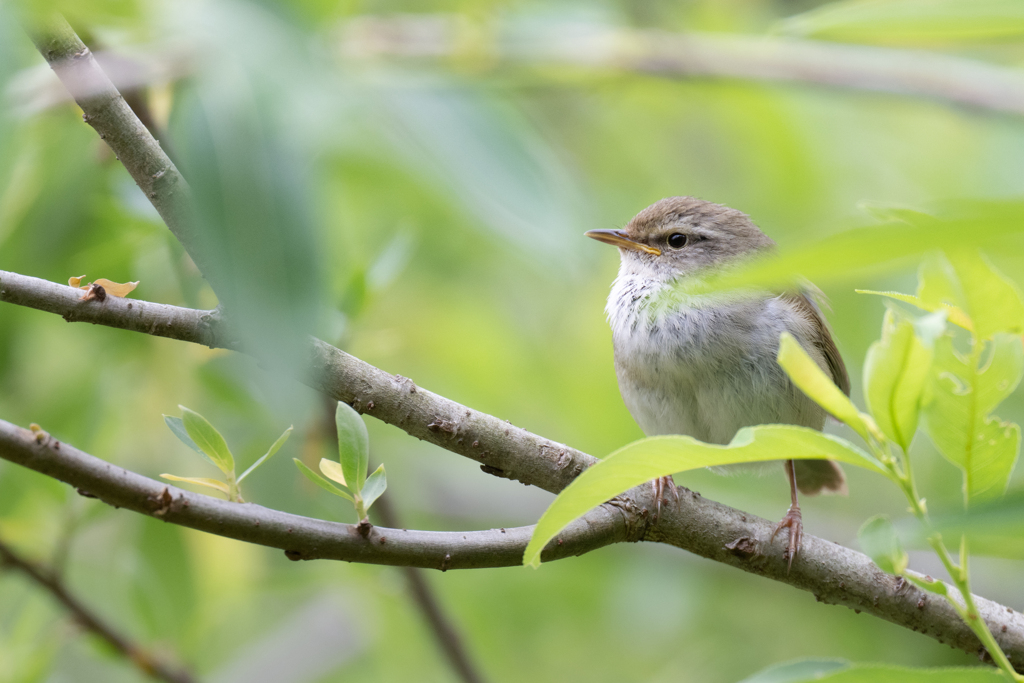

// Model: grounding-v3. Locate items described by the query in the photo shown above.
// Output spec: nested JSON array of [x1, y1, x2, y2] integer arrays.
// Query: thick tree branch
[[0, 537, 196, 683], [340, 17, 1024, 116], [2, 270, 1024, 669]]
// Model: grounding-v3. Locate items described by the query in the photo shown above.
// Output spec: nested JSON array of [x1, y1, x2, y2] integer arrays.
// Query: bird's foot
[[770, 504, 803, 573], [652, 475, 680, 520]]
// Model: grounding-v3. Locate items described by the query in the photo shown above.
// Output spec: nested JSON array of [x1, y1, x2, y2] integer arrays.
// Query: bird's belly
[[612, 313, 826, 444]]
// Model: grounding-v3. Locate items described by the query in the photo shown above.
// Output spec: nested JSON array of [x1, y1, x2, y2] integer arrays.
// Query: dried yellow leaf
[[91, 279, 138, 297], [68, 275, 86, 287]]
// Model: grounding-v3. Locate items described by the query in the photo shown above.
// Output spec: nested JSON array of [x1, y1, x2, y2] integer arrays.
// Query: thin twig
[[374, 496, 488, 683], [27, 15, 207, 280], [0, 537, 196, 683]]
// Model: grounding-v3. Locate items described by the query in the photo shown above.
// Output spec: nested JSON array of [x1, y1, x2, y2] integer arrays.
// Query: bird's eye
[[667, 233, 688, 249]]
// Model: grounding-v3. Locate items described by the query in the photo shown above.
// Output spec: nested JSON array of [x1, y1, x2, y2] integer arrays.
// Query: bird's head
[[586, 197, 775, 281]]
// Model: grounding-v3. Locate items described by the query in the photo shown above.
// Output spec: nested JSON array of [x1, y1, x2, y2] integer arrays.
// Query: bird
[[586, 196, 849, 571]]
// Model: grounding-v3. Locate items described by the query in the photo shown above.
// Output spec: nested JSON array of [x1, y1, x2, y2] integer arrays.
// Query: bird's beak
[[585, 229, 662, 256]]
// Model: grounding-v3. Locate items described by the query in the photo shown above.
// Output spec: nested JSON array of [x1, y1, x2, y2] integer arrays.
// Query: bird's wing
[[781, 289, 851, 397]]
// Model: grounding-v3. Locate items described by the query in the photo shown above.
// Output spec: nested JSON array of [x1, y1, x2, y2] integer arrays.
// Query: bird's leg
[[652, 475, 680, 519], [770, 460, 803, 573]]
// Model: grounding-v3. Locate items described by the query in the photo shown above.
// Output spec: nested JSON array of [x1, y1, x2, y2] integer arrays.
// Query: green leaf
[[335, 401, 369, 494], [293, 458, 354, 502], [179, 406, 235, 476], [856, 291, 971, 332], [858, 515, 909, 575], [777, 332, 874, 443], [362, 464, 387, 510], [237, 426, 293, 484], [929, 491, 1024, 560], [524, 425, 887, 568], [745, 661, 998, 683], [923, 334, 1024, 502], [777, 0, 1024, 46], [160, 474, 230, 495], [947, 251, 1024, 341], [738, 659, 850, 683], [164, 415, 216, 467], [863, 309, 937, 451], [319, 458, 347, 486]]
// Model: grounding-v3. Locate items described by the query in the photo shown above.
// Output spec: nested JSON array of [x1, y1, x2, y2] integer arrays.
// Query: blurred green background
[[1, 0, 1024, 682]]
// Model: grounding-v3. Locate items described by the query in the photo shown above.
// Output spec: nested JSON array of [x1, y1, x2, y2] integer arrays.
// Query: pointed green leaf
[[362, 464, 387, 510], [856, 290, 971, 332], [524, 425, 887, 568], [160, 474, 230, 495], [858, 515, 909, 575], [336, 401, 369, 494], [923, 334, 1024, 502], [863, 309, 937, 451], [294, 458, 354, 501], [179, 406, 234, 476], [777, 332, 874, 443], [164, 415, 216, 467], [237, 426, 293, 483], [319, 458, 347, 486]]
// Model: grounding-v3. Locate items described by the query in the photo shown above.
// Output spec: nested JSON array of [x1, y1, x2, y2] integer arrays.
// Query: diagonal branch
[[27, 15, 208, 280], [2, 269, 1024, 669], [0, 536, 196, 683]]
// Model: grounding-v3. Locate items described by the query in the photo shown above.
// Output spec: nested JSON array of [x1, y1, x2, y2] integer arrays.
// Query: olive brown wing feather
[[782, 290, 850, 495]]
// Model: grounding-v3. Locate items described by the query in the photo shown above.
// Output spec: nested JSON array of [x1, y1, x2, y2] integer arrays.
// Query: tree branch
[[26, 15, 208, 279], [2, 270, 1024, 669], [0, 536, 196, 683], [0, 418, 622, 569], [340, 16, 1024, 116]]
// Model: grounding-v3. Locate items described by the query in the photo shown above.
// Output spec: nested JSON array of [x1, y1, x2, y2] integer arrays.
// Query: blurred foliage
[[2, 0, 1024, 681]]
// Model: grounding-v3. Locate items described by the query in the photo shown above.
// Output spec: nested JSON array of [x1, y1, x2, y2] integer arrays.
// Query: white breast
[[607, 271, 827, 444]]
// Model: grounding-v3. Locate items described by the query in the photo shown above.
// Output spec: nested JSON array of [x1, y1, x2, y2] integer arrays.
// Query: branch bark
[[340, 17, 1024, 116], [0, 537, 196, 683], [3, 269, 1024, 669]]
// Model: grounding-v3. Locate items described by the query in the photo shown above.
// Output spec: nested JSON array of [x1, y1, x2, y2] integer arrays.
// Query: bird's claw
[[771, 504, 803, 574]]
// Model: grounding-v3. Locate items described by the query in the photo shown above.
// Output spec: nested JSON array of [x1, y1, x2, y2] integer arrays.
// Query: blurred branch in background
[[0, 537, 196, 683], [373, 494, 487, 683], [1, 272, 1022, 667], [336, 16, 1024, 116]]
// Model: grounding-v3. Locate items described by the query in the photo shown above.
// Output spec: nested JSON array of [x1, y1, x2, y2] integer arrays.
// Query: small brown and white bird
[[587, 197, 848, 570]]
